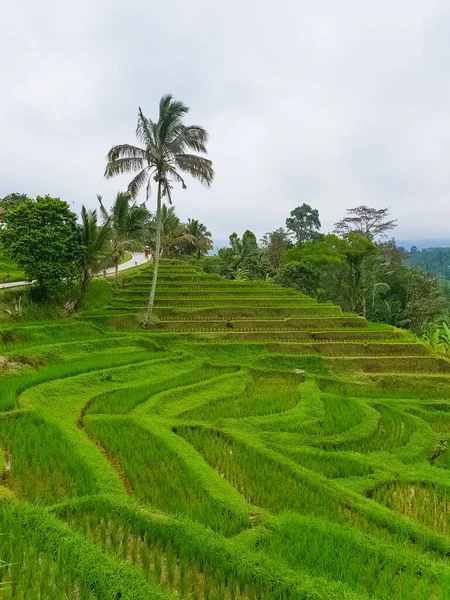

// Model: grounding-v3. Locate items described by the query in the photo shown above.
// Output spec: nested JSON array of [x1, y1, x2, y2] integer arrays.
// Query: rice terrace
[[1, 257, 450, 599]]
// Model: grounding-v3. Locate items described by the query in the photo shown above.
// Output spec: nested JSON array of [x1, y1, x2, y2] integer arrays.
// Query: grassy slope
[[0, 250, 24, 282], [1, 260, 450, 598]]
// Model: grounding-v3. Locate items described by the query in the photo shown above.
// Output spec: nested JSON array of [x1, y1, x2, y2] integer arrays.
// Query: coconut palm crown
[[104, 94, 214, 324]]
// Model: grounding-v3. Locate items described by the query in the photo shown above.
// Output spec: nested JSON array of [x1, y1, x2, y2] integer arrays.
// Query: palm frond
[[136, 108, 155, 148], [161, 179, 174, 204], [127, 168, 150, 200], [168, 168, 187, 190], [105, 157, 146, 178], [97, 195, 109, 223], [106, 144, 147, 161], [168, 125, 208, 154], [80, 205, 111, 276], [112, 192, 131, 234], [174, 154, 214, 186]]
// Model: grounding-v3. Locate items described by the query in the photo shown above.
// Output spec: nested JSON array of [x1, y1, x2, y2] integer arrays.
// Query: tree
[[0, 196, 79, 296], [275, 261, 319, 296], [342, 232, 376, 314], [77, 206, 111, 307], [405, 268, 445, 333], [0, 193, 31, 214], [148, 205, 186, 258], [148, 211, 213, 259], [99, 192, 148, 277], [184, 218, 213, 258], [281, 232, 375, 313], [225, 230, 263, 279], [285, 204, 321, 243], [104, 95, 214, 325], [261, 228, 291, 271], [333, 206, 397, 240]]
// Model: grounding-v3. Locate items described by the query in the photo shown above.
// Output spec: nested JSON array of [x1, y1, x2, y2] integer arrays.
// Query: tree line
[[201, 204, 450, 338], [0, 192, 212, 308]]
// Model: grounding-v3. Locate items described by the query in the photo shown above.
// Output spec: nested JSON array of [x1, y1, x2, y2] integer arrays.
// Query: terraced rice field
[[3, 261, 450, 599]]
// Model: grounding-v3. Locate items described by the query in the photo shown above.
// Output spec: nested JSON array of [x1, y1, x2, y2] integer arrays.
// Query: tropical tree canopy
[[286, 204, 321, 243], [104, 95, 214, 203], [333, 206, 397, 240], [184, 218, 213, 257], [77, 206, 111, 302], [0, 196, 79, 296], [99, 192, 148, 277]]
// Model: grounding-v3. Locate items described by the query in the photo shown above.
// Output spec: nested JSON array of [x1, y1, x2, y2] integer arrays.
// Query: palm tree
[[228, 231, 260, 272], [76, 206, 111, 308], [104, 94, 214, 325], [148, 205, 185, 258], [99, 192, 148, 277], [184, 218, 213, 258]]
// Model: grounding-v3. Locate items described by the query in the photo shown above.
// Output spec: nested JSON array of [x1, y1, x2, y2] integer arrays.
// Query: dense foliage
[[406, 246, 450, 279], [0, 196, 80, 296], [201, 205, 450, 339]]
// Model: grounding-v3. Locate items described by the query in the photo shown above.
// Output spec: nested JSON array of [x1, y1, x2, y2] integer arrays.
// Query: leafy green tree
[[333, 206, 397, 240], [285, 204, 321, 243], [0, 193, 31, 214], [261, 228, 291, 271], [281, 233, 375, 313], [342, 232, 376, 314], [77, 206, 111, 306], [283, 234, 346, 268], [0, 196, 79, 296], [405, 268, 445, 333], [282, 234, 347, 302], [201, 255, 222, 274], [275, 261, 319, 296], [99, 192, 148, 277], [104, 95, 214, 325]]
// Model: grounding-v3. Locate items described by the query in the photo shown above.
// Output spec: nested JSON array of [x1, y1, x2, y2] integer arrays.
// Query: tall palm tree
[[104, 94, 214, 325], [184, 218, 213, 258], [77, 206, 111, 307], [99, 192, 148, 277]]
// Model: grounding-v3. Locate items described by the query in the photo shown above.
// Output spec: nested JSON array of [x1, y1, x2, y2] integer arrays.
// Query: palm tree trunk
[[145, 181, 162, 324], [75, 271, 90, 311]]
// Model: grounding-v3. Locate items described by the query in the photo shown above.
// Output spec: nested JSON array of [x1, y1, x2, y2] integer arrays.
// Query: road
[[0, 252, 148, 290]]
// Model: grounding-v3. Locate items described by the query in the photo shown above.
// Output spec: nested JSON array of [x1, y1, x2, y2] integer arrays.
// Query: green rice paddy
[[2, 260, 450, 598]]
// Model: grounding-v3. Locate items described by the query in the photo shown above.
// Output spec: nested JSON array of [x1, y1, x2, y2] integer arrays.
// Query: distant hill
[[405, 247, 450, 279], [397, 239, 450, 250]]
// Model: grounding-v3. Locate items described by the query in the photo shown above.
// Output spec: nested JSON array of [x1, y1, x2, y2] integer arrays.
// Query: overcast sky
[[1, 0, 450, 248]]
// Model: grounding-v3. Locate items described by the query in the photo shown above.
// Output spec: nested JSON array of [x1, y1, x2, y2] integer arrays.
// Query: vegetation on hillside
[[1, 261, 450, 599]]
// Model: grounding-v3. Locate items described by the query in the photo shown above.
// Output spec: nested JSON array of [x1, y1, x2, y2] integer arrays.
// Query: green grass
[[2, 259, 450, 599], [0, 252, 24, 283]]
